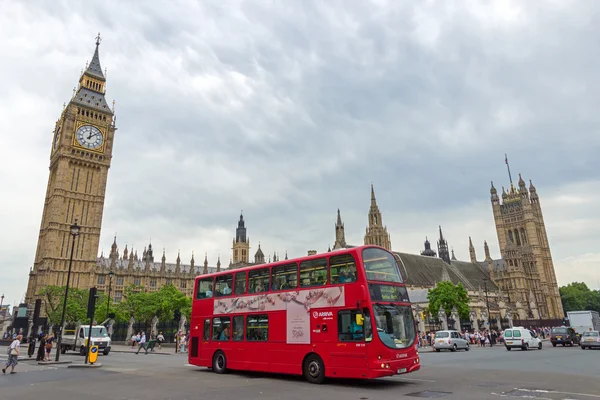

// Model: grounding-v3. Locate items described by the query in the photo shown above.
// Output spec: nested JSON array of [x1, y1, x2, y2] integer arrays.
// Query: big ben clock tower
[[26, 34, 117, 305]]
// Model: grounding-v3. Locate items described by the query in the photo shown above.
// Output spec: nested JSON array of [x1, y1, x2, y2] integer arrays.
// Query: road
[[1, 343, 599, 399]]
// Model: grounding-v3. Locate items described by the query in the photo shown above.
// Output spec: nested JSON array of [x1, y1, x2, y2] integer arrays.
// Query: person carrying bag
[[3, 334, 22, 374]]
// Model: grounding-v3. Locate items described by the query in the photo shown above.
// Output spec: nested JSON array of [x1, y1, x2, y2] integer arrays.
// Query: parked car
[[433, 330, 470, 352], [580, 330, 600, 350], [550, 327, 579, 347], [504, 327, 542, 351]]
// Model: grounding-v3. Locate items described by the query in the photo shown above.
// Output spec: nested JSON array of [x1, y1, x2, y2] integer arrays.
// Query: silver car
[[434, 330, 470, 352], [580, 331, 600, 349]]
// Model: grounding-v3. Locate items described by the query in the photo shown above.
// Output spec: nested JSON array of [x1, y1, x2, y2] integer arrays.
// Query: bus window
[[196, 277, 214, 299], [271, 263, 298, 291], [232, 316, 244, 341], [215, 274, 233, 297], [212, 317, 231, 341], [362, 248, 403, 283], [338, 310, 364, 341], [247, 315, 268, 341], [364, 309, 373, 342], [299, 258, 327, 288], [234, 272, 247, 295], [330, 254, 357, 284], [249, 268, 269, 294], [203, 319, 210, 341]]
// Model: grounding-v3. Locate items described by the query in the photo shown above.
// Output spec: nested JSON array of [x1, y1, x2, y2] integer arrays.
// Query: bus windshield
[[372, 304, 415, 349], [362, 248, 403, 283]]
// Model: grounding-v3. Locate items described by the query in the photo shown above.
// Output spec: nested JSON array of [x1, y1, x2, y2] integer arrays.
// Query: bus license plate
[[397, 368, 406, 374]]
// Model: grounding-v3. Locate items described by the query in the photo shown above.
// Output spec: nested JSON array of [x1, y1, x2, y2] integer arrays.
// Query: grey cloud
[[2, 0, 600, 303]]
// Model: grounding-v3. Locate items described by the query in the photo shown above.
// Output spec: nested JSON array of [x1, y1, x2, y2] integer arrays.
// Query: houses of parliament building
[[25, 38, 564, 323]]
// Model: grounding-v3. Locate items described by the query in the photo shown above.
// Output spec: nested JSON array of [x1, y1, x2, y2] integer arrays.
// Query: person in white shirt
[[135, 332, 148, 355], [3, 334, 22, 374]]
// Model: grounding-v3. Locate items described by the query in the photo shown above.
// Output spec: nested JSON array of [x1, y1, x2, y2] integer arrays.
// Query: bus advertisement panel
[[188, 245, 420, 383]]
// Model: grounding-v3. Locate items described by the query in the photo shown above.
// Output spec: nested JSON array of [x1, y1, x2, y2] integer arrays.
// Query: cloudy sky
[[1, 0, 599, 306]]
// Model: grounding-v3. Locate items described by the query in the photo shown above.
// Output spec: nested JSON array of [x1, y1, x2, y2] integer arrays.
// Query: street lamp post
[[0, 294, 4, 328], [483, 278, 491, 328], [55, 220, 80, 362], [106, 270, 114, 319]]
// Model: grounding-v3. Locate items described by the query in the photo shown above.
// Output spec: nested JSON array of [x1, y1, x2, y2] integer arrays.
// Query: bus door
[[330, 309, 369, 375], [199, 318, 212, 365]]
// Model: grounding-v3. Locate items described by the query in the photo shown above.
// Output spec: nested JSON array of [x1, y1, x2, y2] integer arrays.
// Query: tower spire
[[505, 153, 513, 185], [469, 236, 477, 263]]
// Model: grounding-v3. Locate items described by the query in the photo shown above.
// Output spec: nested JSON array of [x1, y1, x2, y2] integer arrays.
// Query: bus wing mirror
[[356, 314, 364, 326]]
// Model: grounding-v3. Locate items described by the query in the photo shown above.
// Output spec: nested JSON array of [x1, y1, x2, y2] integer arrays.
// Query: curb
[[68, 363, 102, 369], [38, 360, 73, 365]]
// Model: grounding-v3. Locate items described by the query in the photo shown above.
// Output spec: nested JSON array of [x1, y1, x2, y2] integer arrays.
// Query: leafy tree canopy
[[559, 282, 600, 314], [41, 284, 191, 326], [427, 281, 471, 321]]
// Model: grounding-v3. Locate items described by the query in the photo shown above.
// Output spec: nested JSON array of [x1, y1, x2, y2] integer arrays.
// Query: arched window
[[520, 228, 527, 244], [515, 229, 521, 246], [508, 230, 514, 243]]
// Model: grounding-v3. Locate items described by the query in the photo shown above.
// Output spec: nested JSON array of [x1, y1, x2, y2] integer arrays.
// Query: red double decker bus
[[188, 245, 420, 383]]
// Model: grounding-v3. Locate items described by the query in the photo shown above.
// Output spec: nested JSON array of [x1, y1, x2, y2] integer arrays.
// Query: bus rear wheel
[[212, 351, 227, 374], [303, 354, 325, 384]]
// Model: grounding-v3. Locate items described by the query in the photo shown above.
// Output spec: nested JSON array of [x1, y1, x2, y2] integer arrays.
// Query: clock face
[[75, 125, 104, 150], [53, 127, 61, 151]]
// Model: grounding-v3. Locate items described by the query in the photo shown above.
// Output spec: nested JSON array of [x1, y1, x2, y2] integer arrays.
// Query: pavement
[[1, 342, 599, 400]]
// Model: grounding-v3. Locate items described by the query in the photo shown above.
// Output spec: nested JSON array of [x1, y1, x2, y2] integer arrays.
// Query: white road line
[[395, 377, 437, 383]]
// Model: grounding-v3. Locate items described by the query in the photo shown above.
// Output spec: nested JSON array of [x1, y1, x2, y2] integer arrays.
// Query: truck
[[567, 310, 600, 335], [60, 323, 112, 356]]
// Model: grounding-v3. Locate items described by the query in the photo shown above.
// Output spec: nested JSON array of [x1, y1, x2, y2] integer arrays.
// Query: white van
[[504, 327, 542, 351]]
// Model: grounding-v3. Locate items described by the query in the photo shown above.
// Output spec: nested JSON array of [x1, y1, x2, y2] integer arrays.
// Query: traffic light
[[87, 287, 98, 319]]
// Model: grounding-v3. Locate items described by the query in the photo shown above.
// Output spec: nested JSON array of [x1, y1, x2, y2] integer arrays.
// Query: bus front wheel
[[303, 354, 325, 384], [212, 351, 227, 374]]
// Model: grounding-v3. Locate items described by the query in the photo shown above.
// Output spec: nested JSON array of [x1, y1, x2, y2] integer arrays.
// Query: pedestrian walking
[[36, 334, 47, 361], [135, 332, 148, 355], [157, 332, 165, 350], [45, 333, 54, 361], [3, 334, 22, 374]]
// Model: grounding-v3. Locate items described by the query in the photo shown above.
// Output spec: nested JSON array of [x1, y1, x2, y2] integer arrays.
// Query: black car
[[551, 327, 579, 347]]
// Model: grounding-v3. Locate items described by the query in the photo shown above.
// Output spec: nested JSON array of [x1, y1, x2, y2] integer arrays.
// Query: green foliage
[[42, 283, 192, 326], [427, 281, 471, 321], [40, 286, 90, 326], [560, 282, 600, 314], [117, 284, 191, 324]]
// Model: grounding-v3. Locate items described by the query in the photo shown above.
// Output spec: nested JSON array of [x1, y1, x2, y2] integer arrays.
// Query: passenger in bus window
[[271, 277, 281, 291], [255, 281, 264, 293], [219, 327, 230, 341], [206, 285, 213, 298], [223, 283, 232, 295]]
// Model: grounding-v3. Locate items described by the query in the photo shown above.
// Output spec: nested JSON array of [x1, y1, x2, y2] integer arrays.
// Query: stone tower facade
[[232, 212, 250, 264], [333, 209, 347, 249], [26, 35, 116, 305], [364, 184, 392, 250], [489, 173, 563, 319], [437, 226, 451, 265]]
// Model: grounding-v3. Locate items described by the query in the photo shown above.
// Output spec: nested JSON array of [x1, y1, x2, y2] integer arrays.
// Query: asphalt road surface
[[1, 343, 599, 400]]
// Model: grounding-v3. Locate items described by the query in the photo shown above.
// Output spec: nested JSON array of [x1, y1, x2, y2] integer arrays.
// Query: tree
[[560, 282, 600, 314], [116, 284, 191, 324], [427, 281, 471, 321], [39, 286, 89, 326]]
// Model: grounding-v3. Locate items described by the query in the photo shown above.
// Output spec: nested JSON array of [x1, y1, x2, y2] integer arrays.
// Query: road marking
[[395, 377, 437, 383], [492, 388, 600, 399]]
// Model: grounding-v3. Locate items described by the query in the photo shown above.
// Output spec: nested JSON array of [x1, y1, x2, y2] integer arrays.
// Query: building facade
[[26, 36, 117, 306], [363, 184, 392, 250], [484, 175, 563, 319]]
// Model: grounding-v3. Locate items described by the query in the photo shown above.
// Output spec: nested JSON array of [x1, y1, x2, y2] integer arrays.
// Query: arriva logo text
[[313, 311, 333, 318]]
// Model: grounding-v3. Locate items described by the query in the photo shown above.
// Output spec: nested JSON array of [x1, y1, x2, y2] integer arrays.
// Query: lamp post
[[483, 278, 491, 329], [106, 270, 114, 319], [0, 294, 4, 328], [55, 219, 80, 362]]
